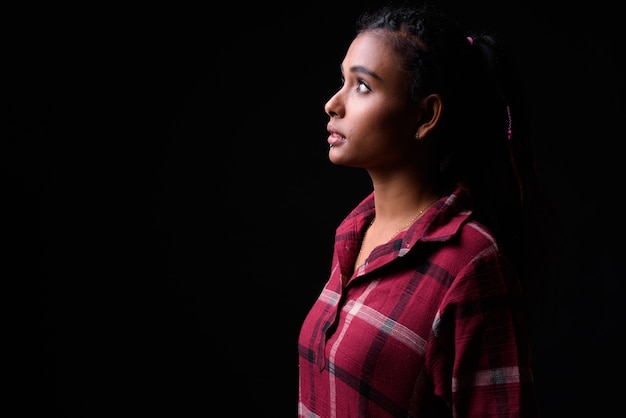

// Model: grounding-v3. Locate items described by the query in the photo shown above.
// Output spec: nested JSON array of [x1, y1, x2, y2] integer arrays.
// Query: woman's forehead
[[342, 33, 396, 75]]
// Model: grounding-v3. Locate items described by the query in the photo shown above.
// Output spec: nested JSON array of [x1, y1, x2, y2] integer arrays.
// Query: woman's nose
[[324, 90, 343, 117]]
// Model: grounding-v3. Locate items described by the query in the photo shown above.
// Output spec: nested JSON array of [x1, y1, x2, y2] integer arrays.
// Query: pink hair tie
[[466, 36, 473, 45]]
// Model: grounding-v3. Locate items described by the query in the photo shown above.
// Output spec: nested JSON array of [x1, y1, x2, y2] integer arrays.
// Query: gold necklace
[[356, 198, 436, 268], [361, 197, 438, 251]]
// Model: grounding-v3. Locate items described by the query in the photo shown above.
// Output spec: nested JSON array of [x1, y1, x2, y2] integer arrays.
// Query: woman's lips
[[327, 124, 345, 147], [327, 132, 345, 146]]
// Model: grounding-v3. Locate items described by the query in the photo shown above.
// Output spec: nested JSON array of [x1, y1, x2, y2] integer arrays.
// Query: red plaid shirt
[[298, 188, 539, 417]]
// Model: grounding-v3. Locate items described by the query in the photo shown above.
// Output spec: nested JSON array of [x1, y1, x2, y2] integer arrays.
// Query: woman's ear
[[415, 94, 443, 140]]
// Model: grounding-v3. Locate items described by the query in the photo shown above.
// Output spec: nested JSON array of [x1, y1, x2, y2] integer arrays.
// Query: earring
[[415, 131, 420, 140]]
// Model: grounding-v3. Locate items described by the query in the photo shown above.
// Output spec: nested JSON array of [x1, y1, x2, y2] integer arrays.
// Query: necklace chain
[[364, 198, 438, 245], [356, 198, 438, 266]]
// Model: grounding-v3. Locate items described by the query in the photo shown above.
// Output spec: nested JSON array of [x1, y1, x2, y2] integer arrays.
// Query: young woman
[[298, 3, 543, 417]]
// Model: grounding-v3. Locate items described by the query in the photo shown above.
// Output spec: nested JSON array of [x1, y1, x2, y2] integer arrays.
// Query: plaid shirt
[[298, 188, 539, 417]]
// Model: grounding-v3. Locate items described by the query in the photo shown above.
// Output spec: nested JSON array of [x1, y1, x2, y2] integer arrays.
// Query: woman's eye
[[356, 80, 370, 93]]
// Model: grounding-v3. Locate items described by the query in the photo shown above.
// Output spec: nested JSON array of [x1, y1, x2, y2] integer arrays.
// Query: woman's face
[[325, 31, 421, 170]]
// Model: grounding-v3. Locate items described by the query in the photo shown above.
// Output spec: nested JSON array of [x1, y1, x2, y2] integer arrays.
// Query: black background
[[7, 1, 624, 416]]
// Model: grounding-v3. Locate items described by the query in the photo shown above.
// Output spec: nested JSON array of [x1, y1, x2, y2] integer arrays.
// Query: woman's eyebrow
[[340, 64, 383, 81]]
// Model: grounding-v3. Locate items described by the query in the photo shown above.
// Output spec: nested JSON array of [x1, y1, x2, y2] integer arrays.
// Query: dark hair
[[356, 2, 553, 276]]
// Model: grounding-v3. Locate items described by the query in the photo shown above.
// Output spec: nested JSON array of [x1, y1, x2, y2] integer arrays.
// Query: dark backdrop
[[7, 1, 623, 416]]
